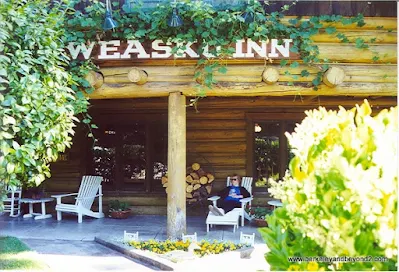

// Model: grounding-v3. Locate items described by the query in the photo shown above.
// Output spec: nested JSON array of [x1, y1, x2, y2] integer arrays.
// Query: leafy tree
[[0, 0, 89, 207]]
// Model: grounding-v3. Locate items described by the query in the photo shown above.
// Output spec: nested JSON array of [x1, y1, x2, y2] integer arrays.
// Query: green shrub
[[250, 206, 273, 220], [108, 200, 130, 212], [262, 100, 397, 271]]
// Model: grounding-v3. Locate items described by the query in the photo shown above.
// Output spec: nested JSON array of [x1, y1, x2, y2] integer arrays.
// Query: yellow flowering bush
[[128, 239, 245, 257], [262, 100, 397, 271]]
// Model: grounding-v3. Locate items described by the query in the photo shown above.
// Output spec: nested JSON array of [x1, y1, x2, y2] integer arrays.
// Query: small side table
[[267, 200, 283, 210], [20, 198, 54, 220]]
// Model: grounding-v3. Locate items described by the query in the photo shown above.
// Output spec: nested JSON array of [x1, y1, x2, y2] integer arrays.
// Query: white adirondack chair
[[240, 232, 255, 247], [51, 176, 104, 223], [3, 185, 22, 217], [208, 176, 253, 227], [182, 232, 198, 243]]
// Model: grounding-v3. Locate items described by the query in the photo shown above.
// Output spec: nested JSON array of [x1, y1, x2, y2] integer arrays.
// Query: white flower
[[271, 101, 398, 260]]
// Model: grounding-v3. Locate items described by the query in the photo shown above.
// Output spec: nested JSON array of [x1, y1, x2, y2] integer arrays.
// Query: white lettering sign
[[151, 40, 172, 58], [68, 39, 294, 60], [98, 40, 121, 59], [268, 39, 292, 58], [121, 40, 150, 59], [67, 42, 95, 59]]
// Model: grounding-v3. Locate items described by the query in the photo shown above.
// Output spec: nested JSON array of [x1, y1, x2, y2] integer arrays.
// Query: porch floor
[[0, 213, 270, 271], [0, 213, 265, 244]]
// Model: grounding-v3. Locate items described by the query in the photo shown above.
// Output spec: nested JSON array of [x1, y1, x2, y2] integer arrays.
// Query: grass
[[0, 236, 48, 270]]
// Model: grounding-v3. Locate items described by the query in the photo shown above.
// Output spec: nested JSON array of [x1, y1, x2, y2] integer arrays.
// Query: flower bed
[[128, 240, 246, 257]]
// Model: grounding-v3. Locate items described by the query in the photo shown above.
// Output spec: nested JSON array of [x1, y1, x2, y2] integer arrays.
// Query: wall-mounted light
[[242, 0, 255, 24], [255, 123, 262, 133], [103, 0, 118, 31], [168, 0, 183, 27], [243, 11, 255, 23]]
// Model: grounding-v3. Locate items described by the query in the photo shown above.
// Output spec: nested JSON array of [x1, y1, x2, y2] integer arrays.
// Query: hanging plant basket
[[110, 210, 130, 219]]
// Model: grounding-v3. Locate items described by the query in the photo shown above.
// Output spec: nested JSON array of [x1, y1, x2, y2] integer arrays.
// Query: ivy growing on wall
[[66, 0, 366, 93]]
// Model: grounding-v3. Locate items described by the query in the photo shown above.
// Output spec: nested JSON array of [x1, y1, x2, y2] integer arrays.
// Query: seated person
[[209, 174, 251, 216]]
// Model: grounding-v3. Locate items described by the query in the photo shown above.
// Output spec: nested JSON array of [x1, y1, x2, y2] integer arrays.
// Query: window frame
[[245, 113, 304, 189], [88, 113, 168, 193]]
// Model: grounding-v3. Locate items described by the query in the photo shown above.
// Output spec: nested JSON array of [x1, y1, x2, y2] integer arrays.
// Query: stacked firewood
[[162, 163, 215, 203]]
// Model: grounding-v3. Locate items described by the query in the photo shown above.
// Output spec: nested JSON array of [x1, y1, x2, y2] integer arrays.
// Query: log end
[[323, 67, 345, 87], [192, 163, 200, 171], [262, 67, 279, 85], [128, 68, 148, 85], [85, 71, 104, 89]]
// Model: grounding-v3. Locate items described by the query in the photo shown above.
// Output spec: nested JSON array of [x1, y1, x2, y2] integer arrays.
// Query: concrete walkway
[[0, 214, 270, 271], [22, 239, 159, 271]]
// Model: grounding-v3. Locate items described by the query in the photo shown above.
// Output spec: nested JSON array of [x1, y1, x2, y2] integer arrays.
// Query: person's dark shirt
[[218, 185, 250, 202]]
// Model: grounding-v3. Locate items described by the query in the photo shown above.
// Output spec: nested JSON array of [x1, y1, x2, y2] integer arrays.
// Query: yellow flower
[[307, 262, 319, 271], [287, 265, 301, 271], [341, 249, 349, 255], [335, 263, 343, 270]]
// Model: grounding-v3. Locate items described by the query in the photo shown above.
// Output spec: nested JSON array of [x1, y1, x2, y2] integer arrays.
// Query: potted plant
[[250, 206, 273, 227], [108, 200, 130, 219], [26, 184, 45, 200]]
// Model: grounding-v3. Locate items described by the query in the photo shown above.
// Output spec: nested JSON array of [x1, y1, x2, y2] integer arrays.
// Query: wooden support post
[[167, 92, 186, 239]]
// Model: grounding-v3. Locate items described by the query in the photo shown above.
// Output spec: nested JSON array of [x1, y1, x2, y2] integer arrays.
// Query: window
[[92, 128, 117, 186], [253, 121, 296, 182], [122, 124, 146, 190], [246, 113, 303, 190], [254, 122, 281, 181], [90, 119, 167, 192]]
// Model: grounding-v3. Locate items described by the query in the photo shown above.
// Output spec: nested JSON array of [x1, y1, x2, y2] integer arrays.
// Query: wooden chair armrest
[[75, 194, 102, 200], [51, 193, 78, 199], [207, 196, 220, 201], [239, 197, 253, 203]]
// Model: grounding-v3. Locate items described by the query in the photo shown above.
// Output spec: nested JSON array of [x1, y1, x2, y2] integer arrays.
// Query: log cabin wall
[[44, 95, 397, 214], [44, 125, 88, 193], [89, 16, 397, 99], [44, 5, 397, 213]]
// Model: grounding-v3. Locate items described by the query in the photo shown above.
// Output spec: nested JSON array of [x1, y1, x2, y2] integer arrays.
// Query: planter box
[[110, 210, 130, 219], [254, 218, 268, 227]]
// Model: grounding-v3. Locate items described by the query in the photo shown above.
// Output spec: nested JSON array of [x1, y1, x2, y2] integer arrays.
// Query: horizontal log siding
[[44, 127, 88, 194], [88, 17, 397, 99], [45, 98, 396, 212], [186, 109, 247, 192]]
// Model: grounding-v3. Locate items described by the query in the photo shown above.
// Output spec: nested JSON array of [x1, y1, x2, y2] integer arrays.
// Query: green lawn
[[0, 236, 48, 270]]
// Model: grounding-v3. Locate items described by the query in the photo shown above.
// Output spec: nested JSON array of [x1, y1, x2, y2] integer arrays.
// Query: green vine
[[65, 0, 366, 93]]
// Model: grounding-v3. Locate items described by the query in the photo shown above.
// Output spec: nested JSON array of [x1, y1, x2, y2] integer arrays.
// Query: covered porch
[[41, 95, 396, 239], [0, 213, 264, 244]]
